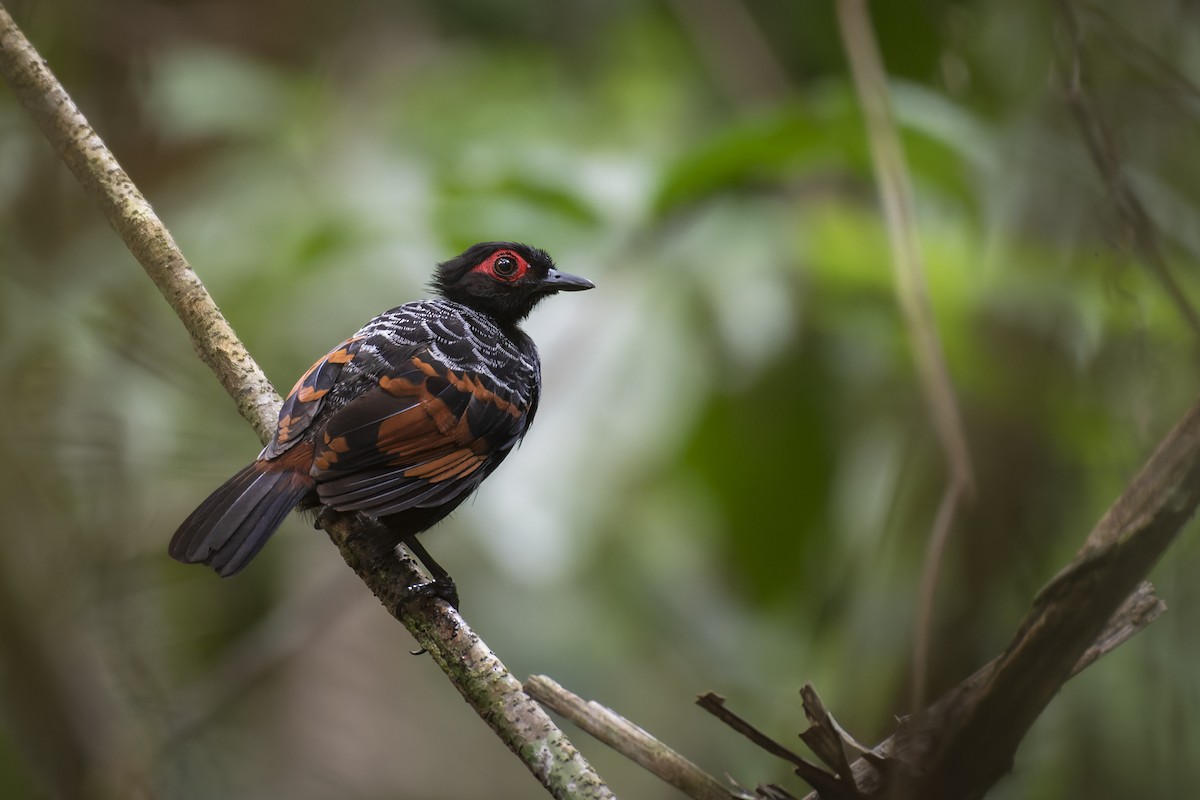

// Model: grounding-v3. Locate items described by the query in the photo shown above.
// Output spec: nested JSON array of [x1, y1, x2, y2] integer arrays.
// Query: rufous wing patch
[[313, 433, 351, 471], [306, 347, 532, 515], [263, 335, 367, 458]]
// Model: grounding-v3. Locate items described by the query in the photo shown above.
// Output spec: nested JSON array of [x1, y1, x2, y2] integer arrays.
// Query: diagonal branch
[[528, 675, 752, 800], [0, 5, 612, 798], [912, 398, 1200, 795], [815, 384, 1200, 797], [800, 581, 1166, 799], [0, 6, 278, 441]]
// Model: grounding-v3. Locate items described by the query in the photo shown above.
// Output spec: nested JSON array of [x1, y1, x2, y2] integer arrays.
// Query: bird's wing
[[261, 335, 369, 459], [311, 348, 533, 516]]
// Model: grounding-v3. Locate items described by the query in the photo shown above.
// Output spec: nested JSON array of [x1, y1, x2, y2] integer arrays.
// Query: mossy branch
[[0, 7, 277, 441], [0, 5, 611, 798]]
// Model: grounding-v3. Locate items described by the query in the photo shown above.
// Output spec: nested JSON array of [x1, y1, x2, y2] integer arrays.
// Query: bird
[[169, 242, 593, 602]]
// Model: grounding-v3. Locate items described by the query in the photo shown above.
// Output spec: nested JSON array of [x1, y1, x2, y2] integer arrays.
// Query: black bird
[[169, 242, 593, 600]]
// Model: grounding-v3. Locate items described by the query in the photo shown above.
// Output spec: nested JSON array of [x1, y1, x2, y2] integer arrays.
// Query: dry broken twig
[[527, 675, 752, 800], [690, 583, 1163, 799], [694, 416, 1184, 800], [697, 692, 848, 799]]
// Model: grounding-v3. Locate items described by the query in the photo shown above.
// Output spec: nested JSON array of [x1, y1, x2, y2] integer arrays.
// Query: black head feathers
[[433, 242, 593, 323]]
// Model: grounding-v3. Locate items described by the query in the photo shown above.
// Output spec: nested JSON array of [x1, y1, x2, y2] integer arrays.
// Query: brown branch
[[809, 582, 1166, 798], [695, 586, 1160, 800], [0, 5, 612, 798], [697, 692, 845, 798], [687, 397, 1179, 799], [835, 0, 975, 711], [696, 693, 808, 769], [909, 398, 1200, 796], [694, 583, 1163, 799], [798, 381, 1197, 798]]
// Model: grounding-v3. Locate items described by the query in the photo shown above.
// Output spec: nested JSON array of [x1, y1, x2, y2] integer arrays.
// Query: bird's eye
[[493, 255, 519, 278]]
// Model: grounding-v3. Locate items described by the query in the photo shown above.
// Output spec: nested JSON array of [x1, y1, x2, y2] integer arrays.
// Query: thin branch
[[697, 692, 845, 798], [527, 675, 750, 800], [910, 483, 968, 708], [0, 6, 612, 798], [836, 0, 975, 711], [696, 693, 813, 774], [1053, 0, 1200, 340], [0, 5, 278, 441]]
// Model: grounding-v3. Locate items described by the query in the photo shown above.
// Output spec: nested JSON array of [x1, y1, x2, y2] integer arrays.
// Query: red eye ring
[[479, 250, 527, 282], [468, 249, 529, 282]]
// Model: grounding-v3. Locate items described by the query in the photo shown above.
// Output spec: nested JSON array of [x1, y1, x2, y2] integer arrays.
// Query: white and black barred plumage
[[169, 242, 592, 578]]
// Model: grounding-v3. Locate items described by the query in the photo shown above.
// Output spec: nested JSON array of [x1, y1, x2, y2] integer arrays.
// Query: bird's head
[[432, 242, 594, 324]]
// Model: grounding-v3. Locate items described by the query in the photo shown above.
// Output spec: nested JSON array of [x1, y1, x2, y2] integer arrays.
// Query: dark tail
[[169, 461, 314, 577]]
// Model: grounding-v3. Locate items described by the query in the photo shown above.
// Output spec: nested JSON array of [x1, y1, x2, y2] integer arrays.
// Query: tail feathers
[[170, 462, 314, 577]]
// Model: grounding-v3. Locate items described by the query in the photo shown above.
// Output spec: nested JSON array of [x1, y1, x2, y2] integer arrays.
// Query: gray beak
[[542, 268, 595, 292]]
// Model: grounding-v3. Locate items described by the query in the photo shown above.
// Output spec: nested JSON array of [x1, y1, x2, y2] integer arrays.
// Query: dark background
[[1, 1, 1198, 797]]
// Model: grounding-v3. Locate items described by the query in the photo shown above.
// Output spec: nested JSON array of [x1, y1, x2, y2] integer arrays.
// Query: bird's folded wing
[[312, 350, 530, 515], [262, 335, 368, 459]]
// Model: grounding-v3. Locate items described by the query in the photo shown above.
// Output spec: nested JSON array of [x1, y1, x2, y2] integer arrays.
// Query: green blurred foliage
[[1, 0, 1199, 798]]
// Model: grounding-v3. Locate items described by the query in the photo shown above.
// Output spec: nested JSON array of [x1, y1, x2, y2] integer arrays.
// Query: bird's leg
[[398, 534, 460, 611], [345, 513, 461, 611]]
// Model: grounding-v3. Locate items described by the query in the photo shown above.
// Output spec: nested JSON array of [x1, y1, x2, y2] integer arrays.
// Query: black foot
[[398, 574, 460, 657], [397, 574, 460, 611], [396, 534, 459, 610]]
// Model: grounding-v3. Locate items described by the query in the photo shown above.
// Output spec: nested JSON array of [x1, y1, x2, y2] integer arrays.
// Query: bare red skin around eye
[[469, 250, 529, 282]]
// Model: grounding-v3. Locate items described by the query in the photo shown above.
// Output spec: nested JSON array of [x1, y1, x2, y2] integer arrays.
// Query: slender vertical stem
[[836, 0, 975, 709]]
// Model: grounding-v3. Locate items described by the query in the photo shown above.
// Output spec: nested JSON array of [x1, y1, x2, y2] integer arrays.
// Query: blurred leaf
[[653, 84, 982, 218], [652, 99, 863, 217], [146, 46, 291, 142], [682, 336, 836, 607]]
